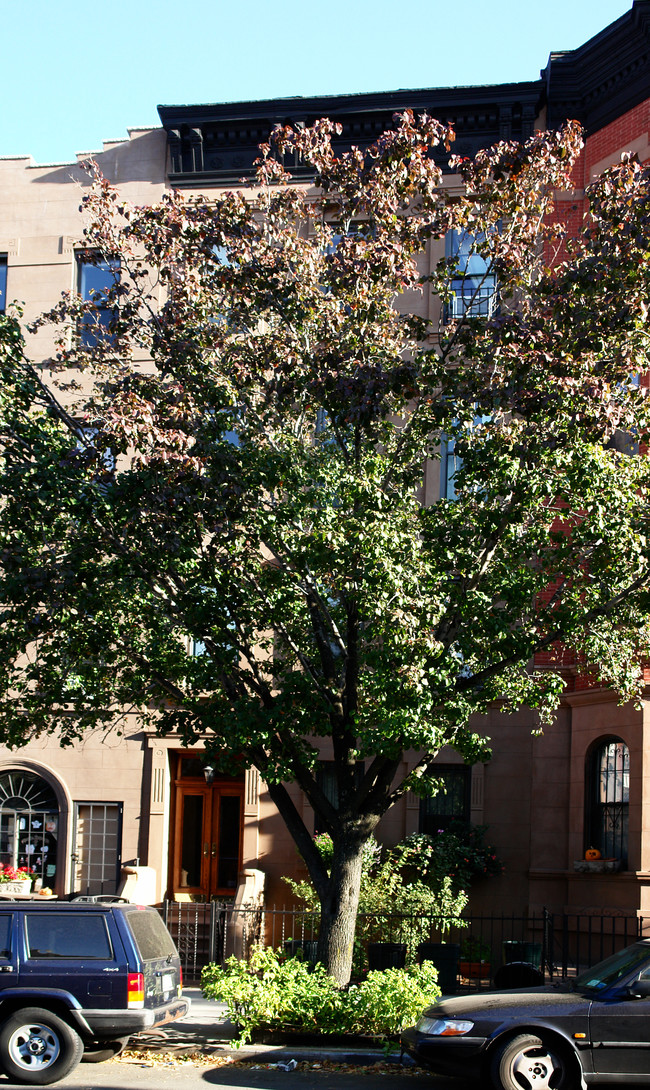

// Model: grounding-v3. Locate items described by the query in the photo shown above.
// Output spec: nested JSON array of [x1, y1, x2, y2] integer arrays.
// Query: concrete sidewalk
[[131, 988, 237, 1053], [130, 987, 409, 1066]]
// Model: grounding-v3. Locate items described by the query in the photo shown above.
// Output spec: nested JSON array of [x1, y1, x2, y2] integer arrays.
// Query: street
[[0, 987, 476, 1090], [13, 1059, 475, 1090]]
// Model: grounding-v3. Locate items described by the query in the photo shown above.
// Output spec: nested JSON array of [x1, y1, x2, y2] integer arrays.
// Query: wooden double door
[[171, 755, 244, 900]]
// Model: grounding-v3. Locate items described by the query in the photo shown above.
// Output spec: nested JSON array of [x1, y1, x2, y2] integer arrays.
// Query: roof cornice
[[543, 0, 650, 135], [158, 82, 542, 186]]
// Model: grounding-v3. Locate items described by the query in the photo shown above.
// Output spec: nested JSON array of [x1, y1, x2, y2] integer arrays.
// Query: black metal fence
[[161, 901, 650, 987]]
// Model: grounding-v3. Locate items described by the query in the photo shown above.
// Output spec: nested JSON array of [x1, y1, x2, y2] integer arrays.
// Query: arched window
[[0, 770, 60, 887], [585, 739, 629, 866]]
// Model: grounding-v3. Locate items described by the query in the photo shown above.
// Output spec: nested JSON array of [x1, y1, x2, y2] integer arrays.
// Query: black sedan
[[402, 939, 650, 1089]]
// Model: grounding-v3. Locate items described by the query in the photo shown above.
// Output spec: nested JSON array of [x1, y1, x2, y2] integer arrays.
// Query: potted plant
[[0, 865, 33, 895], [459, 936, 491, 979]]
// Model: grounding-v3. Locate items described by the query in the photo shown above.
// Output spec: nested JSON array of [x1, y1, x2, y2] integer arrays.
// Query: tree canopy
[[2, 112, 650, 981]]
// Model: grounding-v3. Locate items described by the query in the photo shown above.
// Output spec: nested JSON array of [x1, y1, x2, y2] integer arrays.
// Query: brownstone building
[[0, 2, 649, 922]]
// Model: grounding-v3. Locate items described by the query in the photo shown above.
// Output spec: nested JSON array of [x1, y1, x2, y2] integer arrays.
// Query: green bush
[[284, 832, 468, 973], [201, 945, 440, 1046]]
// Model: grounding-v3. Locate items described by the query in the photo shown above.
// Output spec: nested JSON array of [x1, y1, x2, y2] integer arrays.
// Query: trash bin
[[367, 942, 407, 970], [502, 941, 542, 969], [494, 961, 543, 989], [284, 939, 319, 963], [417, 942, 460, 994]]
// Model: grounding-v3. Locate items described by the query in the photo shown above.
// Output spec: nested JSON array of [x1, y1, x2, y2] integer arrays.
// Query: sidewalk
[[130, 987, 410, 1066]]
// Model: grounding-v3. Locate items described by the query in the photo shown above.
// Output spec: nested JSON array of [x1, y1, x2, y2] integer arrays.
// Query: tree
[[2, 113, 650, 983]]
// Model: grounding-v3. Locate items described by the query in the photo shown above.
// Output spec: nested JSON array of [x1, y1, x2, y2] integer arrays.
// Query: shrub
[[343, 961, 440, 1037], [201, 946, 440, 1046], [396, 824, 504, 892], [284, 832, 468, 973]]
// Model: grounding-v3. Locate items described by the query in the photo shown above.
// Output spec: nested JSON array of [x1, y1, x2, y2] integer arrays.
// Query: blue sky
[[1, 0, 632, 164]]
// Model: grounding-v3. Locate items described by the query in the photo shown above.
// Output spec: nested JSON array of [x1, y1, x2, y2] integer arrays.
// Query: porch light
[[203, 765, 215, 785]]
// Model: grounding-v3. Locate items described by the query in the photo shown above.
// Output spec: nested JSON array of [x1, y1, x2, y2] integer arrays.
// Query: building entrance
[[170, 754, 244, 900]]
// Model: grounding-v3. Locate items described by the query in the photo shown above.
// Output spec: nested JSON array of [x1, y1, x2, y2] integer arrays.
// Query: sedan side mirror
[[628, 978, 650, 999]]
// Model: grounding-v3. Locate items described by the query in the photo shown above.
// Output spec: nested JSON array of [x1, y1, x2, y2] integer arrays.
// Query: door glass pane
[[73, 803, 122, 896], [217, 795, 241, 891], [181, 795, 203, 888]]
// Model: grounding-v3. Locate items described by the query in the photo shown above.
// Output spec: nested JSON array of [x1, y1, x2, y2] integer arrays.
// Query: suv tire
[[0, 1007, 84, 1085]]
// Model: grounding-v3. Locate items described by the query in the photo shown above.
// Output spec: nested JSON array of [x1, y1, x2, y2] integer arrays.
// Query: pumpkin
[[585, 847, 602, 861]]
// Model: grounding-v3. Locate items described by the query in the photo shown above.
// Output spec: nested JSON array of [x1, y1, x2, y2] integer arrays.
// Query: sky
[[0, 0, 633, 165]]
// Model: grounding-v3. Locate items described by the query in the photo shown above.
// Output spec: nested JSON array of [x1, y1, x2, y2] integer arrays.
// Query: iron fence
[[160, 901, 650, 987]]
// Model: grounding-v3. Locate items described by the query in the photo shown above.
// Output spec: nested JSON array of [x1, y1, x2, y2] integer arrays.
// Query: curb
[[129, 1032, 414, 1066]]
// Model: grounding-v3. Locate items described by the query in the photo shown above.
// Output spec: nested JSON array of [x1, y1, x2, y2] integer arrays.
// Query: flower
[[0, 864, 32, 884]]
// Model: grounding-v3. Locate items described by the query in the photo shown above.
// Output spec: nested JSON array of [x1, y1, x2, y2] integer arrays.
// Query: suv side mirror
[[628, 978, 650, 998]]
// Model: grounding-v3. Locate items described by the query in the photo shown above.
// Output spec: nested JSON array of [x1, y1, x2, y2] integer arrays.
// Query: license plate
[[160, 972, 175, 992]]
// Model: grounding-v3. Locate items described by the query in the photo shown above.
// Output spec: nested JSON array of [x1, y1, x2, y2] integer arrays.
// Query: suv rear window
[[126, 909, 177, 961], [25, 912, 113, 959]]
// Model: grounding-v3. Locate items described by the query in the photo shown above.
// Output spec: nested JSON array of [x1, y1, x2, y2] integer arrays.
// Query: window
[[439, 414, 491, 500], [0, 770, 59, 888], [0, 915, 11, 960], [25, 912, 113, 959], [314, 761, 364, 832], [75, 426, 115, 475], [0, 255, 7, 314], [126, 909, 177, 961], [444, 229, 497, 320], [585, 739, 629, 866], [440, 436, 460, 500], [419, 765, 471, 834], [77, 254, 120, 347]]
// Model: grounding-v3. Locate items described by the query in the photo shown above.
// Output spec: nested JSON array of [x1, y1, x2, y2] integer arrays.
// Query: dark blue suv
[[0, 901, 189, 1084]]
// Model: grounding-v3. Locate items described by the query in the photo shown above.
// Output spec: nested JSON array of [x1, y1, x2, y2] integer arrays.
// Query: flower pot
[[283, 939, 319, 963], [574, 858, 621, 873], [367, 942, 407, 971], [417, 942, 460, 994], [459, 959, 491, 979], [0, 880, 31, 895]]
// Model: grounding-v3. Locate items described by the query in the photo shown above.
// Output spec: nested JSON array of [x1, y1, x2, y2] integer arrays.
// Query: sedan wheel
[[0, 1006, 84, 1085], [492, 1033, 574, 1090]]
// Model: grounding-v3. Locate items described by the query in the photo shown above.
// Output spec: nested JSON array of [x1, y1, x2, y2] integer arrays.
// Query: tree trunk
[[316, 831, 365, 985]]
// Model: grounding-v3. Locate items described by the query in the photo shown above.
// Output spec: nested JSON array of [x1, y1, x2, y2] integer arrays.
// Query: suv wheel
[[0, 1007, 84, 1085]]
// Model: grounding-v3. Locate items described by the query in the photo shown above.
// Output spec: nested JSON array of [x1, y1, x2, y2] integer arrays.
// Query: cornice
[[158, 82, 542, 185], [544, 1, 650, 136]]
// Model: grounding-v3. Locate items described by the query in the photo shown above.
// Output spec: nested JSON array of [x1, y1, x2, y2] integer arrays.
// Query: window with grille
[[444, 229, 497, 321], [419, 766, 471, 833], [585, 739, 629, 866]]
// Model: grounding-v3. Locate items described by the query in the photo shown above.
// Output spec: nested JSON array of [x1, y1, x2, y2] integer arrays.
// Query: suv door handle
[[0, 965, 13, 972]]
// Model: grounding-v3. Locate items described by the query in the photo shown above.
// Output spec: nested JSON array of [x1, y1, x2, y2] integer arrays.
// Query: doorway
[[170, 754, 244, 900]]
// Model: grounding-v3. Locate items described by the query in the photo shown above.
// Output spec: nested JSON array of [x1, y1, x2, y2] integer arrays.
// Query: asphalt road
[[43, 1062, 476, 1090], [0, 987, 473, 1090]]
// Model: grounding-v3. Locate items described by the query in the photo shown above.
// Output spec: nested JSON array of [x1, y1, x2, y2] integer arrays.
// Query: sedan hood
[[425, 983, 590, 1020]]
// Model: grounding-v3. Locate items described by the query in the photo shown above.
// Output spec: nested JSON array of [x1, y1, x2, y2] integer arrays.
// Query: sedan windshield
[[574, 943, 650, 992]]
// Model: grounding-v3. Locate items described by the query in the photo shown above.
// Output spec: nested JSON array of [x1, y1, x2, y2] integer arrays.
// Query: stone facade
[[1, 2, 649, 917]]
